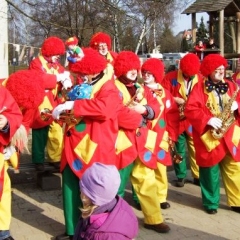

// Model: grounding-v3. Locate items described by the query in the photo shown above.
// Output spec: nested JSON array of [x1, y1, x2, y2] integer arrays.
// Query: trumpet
[[40, 108, 81, 125], [169, 139, 183, 164]]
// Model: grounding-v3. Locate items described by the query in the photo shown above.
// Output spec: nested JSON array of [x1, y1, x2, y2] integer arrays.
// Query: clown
[[0, 86, 22, 240], [141, 58, 179, 210], [162, 53, 201, 187], [185, 54, 240, 215], [89, 32, 118, 65], [51, 48, 142, 240], [29, 36, 73, 171], [114, 51, 171, 234]]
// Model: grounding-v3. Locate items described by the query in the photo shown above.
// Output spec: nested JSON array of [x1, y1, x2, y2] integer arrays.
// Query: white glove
[[3, 145, 16, 160], [207, 117, 222, 129], [52, 101, 74, 120], [62, 79, 73, 90], [57, 71, 70, 82], [231, 101, 238, 111], [57, 71, 73, 90]]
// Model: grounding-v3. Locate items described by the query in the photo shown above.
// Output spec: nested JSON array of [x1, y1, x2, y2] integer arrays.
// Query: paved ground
[[8, 161, 240, 240]]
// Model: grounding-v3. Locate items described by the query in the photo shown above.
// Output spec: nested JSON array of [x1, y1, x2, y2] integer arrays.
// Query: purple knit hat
[[80, 163, 120, 206]]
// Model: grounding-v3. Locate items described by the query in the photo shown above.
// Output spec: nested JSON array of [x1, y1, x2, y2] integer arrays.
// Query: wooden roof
[[182, 0, 240, 17]]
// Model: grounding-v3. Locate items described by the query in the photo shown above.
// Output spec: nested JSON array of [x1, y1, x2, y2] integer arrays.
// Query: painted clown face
[[210, 65, 225, 82], [142, 71, 155, 84], [126, 69, 138, 81], [98, 42, 108, 56], [51, 55, 60, 63]]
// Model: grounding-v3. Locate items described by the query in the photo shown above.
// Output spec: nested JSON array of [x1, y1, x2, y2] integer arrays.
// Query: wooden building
[[182, 0, 240, 59]]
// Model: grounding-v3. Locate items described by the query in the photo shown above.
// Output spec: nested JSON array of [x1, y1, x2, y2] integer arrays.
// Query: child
[[65, 36, 84, 64], [73, 162, 139, 240]]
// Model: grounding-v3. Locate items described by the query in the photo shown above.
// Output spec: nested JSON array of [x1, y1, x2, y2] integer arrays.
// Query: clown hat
[[6, 70, 45, 110], [179, 53, 200, 76], [70, 48, 107, 75], [65, 36, 79, 46], [41, 36, 65, 57], [200, 54, 227, 77], [89, 32, 112, 49], [114, 51, 140, 78], [141, 58, 165, 83]]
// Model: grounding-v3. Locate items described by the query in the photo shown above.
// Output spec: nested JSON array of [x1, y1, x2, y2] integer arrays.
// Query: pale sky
[[173, 12, 209, 35]]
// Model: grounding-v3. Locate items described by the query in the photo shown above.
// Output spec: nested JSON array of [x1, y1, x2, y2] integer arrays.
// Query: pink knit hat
[[80, 163, 120, 206]]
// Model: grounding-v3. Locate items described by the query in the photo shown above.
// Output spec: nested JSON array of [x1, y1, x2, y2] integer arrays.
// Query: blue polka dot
[[171, 79, 178, 86], [72, 159, 83, 171], [233, 146, 237, 156], [143, 151, 152, 162], [188, 125, 193, 134], [157, 150, 166, 160]]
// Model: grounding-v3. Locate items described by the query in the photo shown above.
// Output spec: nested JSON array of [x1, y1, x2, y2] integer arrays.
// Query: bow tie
[[47, 62, 58, 69], [205, 80, 228, 94]]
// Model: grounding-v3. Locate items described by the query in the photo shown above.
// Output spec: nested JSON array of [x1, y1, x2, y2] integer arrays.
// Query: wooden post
[[209, 14, 214, 37], [219, 10, 224, 56], [192, 13, 197, 44], [236, 12, 240, 54]]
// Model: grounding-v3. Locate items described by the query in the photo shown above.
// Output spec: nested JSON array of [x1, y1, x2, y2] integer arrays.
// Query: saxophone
[[210, 82, 239, 139]]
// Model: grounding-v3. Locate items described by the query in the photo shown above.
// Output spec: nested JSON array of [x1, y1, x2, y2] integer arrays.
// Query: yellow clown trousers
[[220, 154, 240, 206], [187, 135, 199, 179], [131, 159, 164, 224], [0, 161, 11, 230], [155, 163, 168, 203], [46, 121, 63, 162]]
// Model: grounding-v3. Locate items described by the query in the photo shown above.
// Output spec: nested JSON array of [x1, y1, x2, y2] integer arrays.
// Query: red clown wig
[[114, 51, 141, 78], [6, 70, 44, 110], [89, 32, 112, 50], [41, 36, 65, 57], [200, 54, 228, 77], [70, 48, 107, 75], [179, 53, 201, 76], [141, 58, 165, 83]]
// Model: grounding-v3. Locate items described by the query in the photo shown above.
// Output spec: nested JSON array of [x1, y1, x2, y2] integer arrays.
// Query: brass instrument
[[40, 108, 81, 125], [169, 139, 183, 164], [179, 103, 186, 120], [126, 86, 144, 107], [210, 83, 239, 139]]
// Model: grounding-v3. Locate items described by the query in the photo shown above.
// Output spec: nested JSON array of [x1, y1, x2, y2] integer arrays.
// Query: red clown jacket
[[144, 84, 180, 166], [0, 87, 22, 199], [114, 80, 160, 170], [184, 78, 240, 167], [61, 65, 142, 178], [161, 69, 202, 136], [29, 55, 66, 129]]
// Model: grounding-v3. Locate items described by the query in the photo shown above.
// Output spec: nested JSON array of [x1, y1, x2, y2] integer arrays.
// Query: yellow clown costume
[[0, 86, 22, 238]]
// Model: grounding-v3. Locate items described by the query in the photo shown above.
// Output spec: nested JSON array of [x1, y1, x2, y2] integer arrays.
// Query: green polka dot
[[75, 120, 86, 132], [158, 119, 166, 128]]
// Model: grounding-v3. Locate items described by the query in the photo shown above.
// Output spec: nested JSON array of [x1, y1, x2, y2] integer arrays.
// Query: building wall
[[0, 1, 9, 79]]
